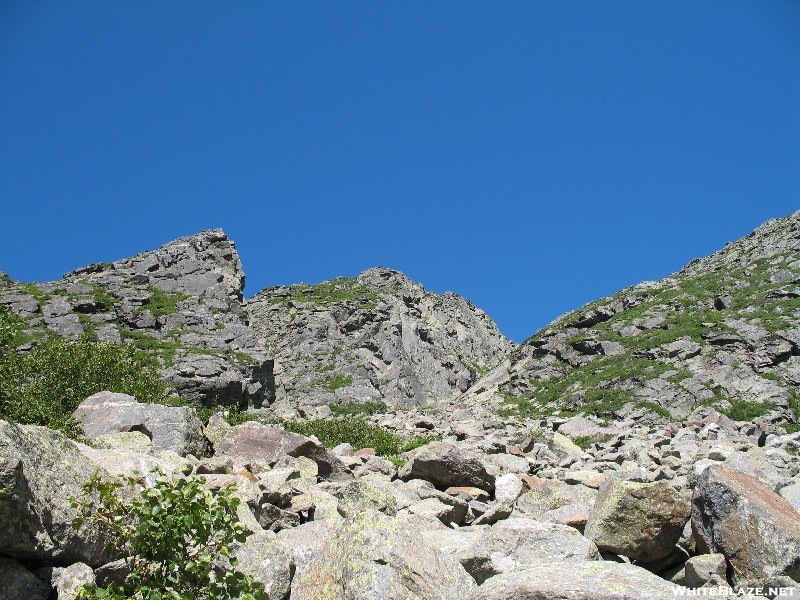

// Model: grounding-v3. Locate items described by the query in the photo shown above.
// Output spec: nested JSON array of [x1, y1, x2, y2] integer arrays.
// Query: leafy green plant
[[0, 334, 172, 436], [72, 470, 268, 600]]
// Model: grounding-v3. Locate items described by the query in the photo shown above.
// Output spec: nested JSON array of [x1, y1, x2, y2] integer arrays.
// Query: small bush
[[0, 335, 172, 436], [72, 470, 268, 600]]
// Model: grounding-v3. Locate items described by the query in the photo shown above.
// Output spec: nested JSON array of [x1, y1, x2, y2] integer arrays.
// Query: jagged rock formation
[[246, 267, 514, 413], [0, 229, 274, 409], [462, 211, 800, 429]]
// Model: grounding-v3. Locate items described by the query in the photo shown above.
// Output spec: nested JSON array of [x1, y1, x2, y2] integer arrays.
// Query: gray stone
[[289, 510, 477, 599], [53, 562, 96, 600], [400, 441, 495, 491], [0, 421, 113, 566], [684, 553, 728, 588], [338, 478, 398, 517], [234, 531, 292, 600], [451, 518, 599, 584], [471, 560, 687, 599], [213, 421, 351, 481]]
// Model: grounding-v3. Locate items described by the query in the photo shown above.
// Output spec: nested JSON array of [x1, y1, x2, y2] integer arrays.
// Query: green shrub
[[72, 470, 268, 600], [0, 335, 172, 436], [0, 306, 23, 349]]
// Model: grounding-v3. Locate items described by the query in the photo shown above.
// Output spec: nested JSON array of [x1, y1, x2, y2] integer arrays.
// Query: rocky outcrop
[[246, 267, 514, 411], [0, 229, 274, 410]]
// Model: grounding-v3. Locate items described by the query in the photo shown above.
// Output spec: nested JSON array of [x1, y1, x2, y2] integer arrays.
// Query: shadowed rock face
[[246, 267, 515, 411], [0, 229, 274, 410]]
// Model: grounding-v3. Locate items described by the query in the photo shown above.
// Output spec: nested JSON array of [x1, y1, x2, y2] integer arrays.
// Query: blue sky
[[1, 2, 798, 342]]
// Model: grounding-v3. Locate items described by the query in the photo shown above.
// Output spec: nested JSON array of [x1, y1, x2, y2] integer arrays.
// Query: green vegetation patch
[[329, 401, 389, 416], [720, 399, 775, 422], [72, 470, 268, 599], [0, 328, 172, 437], [501, 354, 672, 420], [313, 374, 353, 392], [144, 287, 191, 317], [277, 277, 380, 310]]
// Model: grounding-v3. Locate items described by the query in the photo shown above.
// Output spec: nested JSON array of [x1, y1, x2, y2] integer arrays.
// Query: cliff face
[[0, 229, 274, 409], [459, 211, 800, 428], [246, 267, 515, 414]]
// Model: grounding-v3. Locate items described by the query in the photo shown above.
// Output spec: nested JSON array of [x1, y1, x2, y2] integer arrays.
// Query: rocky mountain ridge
[[2, 212, 800, 598]]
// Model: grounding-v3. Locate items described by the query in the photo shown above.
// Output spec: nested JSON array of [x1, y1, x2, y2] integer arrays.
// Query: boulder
[[234, 531, 293, 600], [513, 479, 593, 519], [0, 556, 50, 600], [400, 441, 495, 491], [692, 463, 800, 583], [684, 553, 728, 588], [73, 392, 208, 457], [585, 478, 690, 562], [0, 421, 112, 566], [276, 520, 338, 577], [52, 562, 96, 600], [494, 473, 524, 505], [289, 509, 477, 599], [337, 479, 398, 517], [213, 421, 351, 481], [472, 560, 686, 599], [450, 518, 600, 584]]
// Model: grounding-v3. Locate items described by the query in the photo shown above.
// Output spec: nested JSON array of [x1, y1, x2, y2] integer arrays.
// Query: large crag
[[246, 267, 515, 415]]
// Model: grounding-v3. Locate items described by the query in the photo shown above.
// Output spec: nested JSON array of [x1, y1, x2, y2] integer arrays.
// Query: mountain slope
[[246, 267, 515, 413], [464, 211, 800, 429]]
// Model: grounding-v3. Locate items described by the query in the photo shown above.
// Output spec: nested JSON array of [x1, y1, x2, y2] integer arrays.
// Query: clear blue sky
[[1, 2, 798, 342]]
